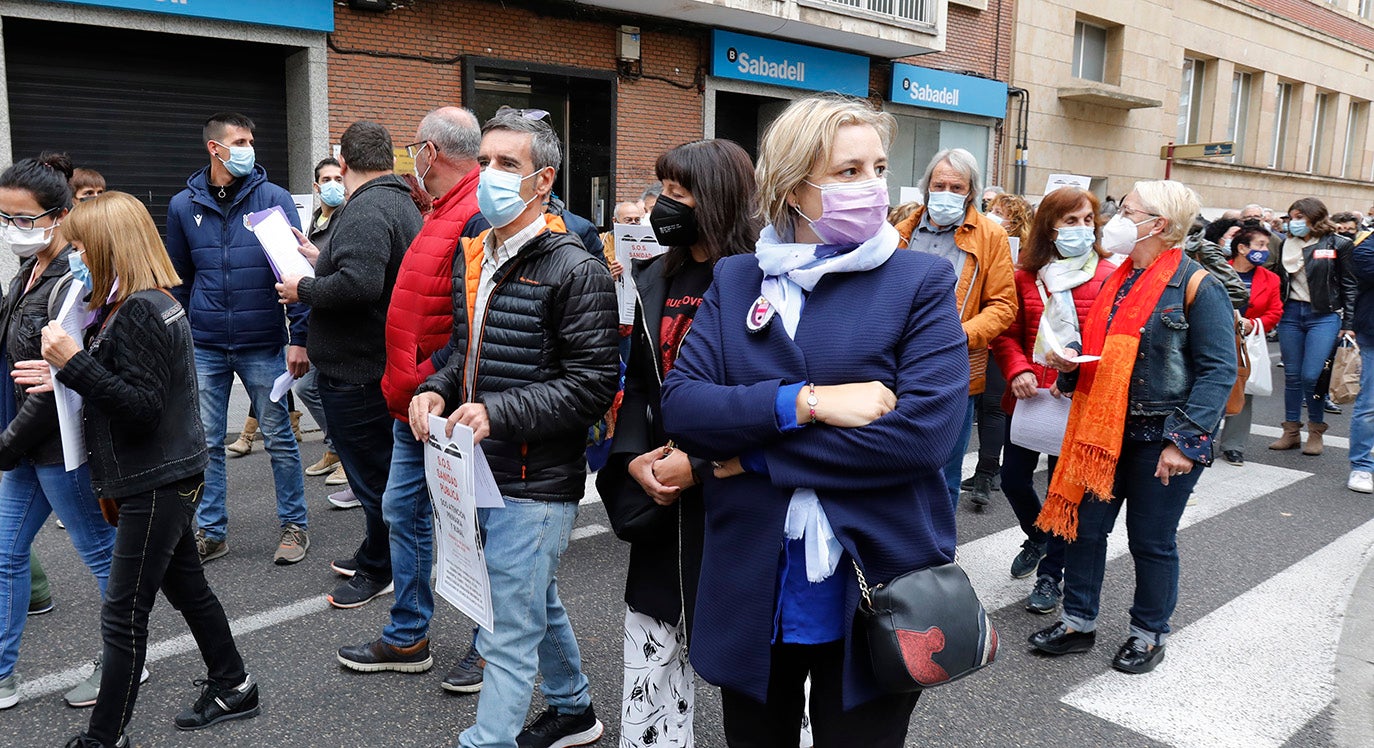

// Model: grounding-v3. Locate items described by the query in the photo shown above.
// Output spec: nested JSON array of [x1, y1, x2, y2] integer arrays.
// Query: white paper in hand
[[472, 445, 505, 509], [424, 415, 495, 632], [52, 280, 89, 471], [247, 206, 314, 282], [270, 371, 296, 403]]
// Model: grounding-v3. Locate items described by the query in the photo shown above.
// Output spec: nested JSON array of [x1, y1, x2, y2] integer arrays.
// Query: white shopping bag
[[1243, 320, 1272, 397]]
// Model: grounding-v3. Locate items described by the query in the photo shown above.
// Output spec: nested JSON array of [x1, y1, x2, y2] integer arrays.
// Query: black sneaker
[[327, 572, 393, 609], [173, 676, 260, 731], [337, 638, 433, 673], [64, 733, 129, 748], [517, 705, 604, 748], [1325, 397, 1342, 415], [1222, 450, 1244, 466], [440, 644, 486, 694], [330, 557, 358, 578], [1010, 539, 1047, 579], [28, 595, 54, 616], [1026, 575, 1061, 614]]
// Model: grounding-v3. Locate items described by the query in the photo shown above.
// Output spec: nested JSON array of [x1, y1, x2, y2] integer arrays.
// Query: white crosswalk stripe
[[1061, 517, 1374, 748]]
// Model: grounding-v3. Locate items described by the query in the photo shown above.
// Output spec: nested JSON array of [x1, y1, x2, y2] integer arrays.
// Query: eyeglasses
[[404, 140, 432, 160], [495, 106, 550, 122], [1118, 205, 1159, 221], [0, 206, 60, 230]]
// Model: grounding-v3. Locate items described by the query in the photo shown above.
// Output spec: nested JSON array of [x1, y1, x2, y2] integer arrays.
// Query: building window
[[1271, 82, 1292, 168], [822, 0, 935, 25], [1073, 21, 1108, 82], [1176, 58, 1206, 144], [1362, 0, 1374, 19], [1343, 101, 1367, 178], [1227, 72, 1251, 163], [1309, 92, 1330, 173]]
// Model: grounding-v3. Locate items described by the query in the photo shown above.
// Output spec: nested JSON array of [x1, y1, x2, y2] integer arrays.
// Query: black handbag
[[854, 560, 998, 692], [594, 452, 675, 543]]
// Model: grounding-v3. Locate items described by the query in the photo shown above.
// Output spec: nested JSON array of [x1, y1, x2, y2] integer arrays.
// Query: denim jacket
[[1061, 257, 1237, 455]]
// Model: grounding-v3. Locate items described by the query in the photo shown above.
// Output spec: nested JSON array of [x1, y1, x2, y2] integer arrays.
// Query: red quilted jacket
[[990, 260, 1116, 415], [380, 167, 481, 420]]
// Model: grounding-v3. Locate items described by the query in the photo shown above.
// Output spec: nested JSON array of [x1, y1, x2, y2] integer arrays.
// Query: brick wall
[[328, 0, 704, 205]]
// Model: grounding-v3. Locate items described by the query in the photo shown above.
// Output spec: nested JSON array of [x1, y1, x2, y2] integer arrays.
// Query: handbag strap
[[852, 559, 874, 612]]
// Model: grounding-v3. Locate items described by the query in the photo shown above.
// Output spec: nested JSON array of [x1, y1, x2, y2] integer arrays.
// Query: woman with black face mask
[[596, 139, 760, 748]]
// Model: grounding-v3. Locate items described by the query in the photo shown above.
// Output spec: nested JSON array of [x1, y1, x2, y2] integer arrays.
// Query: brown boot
[[1302, 421, 1328, 455], [290, 410, 304, 443], [1268, 421, 1302, 450], [226, 416, 258, 457]]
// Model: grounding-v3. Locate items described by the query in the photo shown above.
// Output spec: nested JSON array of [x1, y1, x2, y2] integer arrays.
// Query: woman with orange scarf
[[1028, 181, 1236, 674]]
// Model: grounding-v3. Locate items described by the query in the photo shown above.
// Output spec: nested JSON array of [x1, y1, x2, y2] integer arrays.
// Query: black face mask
[[1242, 218, 1263, 228], [1339, 231, 1357, 239], [649, 194, 699, 248]]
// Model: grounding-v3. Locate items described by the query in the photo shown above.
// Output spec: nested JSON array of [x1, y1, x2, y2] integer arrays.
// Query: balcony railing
[[820, 0, 935, 25]]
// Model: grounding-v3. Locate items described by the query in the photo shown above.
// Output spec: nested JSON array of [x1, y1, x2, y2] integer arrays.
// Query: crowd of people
[[0, 92, 1367, 748]]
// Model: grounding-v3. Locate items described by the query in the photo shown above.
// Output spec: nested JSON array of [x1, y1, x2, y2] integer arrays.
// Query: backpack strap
[[1183, 268, 1208, 313]]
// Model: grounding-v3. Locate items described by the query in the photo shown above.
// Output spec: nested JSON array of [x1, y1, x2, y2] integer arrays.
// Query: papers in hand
[[423, 415, 496, 632], [52, 280, 90, 471], [247, 206, 314, 282], [1058, 351, 1100, 363], [1009, 389, 1073, 456], [270, 371, 296, 403]]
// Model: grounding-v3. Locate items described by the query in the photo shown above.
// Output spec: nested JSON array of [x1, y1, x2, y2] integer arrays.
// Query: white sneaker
[[1349, 470, 1373, 494]]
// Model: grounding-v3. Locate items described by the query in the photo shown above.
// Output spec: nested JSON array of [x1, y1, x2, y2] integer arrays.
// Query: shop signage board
[[890, 63, 1008, 120], [42, 0, 334, 32], [710, 30, 868, 97]]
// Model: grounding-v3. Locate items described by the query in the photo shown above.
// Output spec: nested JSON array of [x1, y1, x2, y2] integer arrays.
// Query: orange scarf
[[1036, 248, 1184, 540]]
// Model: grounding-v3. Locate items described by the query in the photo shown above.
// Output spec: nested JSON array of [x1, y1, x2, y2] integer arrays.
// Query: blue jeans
[[317, 374, 392, 580], [999, 415, 1065, 582], [0, 461, 114, 678], [293, 366, 330, 450], [942, 396, 977, 510], [381, 420, 432, 646], [1060, 440, 1202, 646], [194, 345, 308, 540], [1350, 342, 1374, 472], [461, 498, 591, 748], [1277, 301, 1342, 423]]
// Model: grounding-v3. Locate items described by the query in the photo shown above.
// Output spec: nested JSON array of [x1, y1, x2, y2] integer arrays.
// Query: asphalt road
[[6, 367, 1370, 748]]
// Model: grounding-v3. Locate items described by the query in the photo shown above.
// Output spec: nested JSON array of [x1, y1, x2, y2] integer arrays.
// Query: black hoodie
[[298, 174, 422, 383]]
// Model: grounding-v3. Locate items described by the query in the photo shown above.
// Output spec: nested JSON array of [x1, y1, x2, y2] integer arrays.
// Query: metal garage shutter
[[5, 18, 291, 232]]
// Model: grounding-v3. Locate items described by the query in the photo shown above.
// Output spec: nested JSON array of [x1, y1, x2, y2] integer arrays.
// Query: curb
[[1335, 547, 1374, 747]]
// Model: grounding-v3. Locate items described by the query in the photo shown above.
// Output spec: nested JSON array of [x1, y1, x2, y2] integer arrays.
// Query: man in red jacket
[[335, 106, 484, 674]]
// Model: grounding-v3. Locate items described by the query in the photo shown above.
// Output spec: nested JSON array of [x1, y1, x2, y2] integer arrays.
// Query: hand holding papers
[[1009, 389, 1072, 456], [247, 206, 314, 282], [51, 281, 90, 470], [425, 415, 495, 632]]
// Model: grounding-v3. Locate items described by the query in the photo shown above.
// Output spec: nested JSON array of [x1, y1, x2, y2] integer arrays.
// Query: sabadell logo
[[727, 46, 806, 83]]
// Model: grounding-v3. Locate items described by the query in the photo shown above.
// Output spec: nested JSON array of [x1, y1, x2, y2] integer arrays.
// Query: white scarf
[[754, 222, 899, 582], [1033, 252, 1099, 365]]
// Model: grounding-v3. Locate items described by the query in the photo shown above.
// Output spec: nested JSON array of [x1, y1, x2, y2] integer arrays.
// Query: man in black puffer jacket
[[410, 110, 617, 748]]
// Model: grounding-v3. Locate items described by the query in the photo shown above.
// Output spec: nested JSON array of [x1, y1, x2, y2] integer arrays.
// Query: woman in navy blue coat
[[660, 95, 970, 746]]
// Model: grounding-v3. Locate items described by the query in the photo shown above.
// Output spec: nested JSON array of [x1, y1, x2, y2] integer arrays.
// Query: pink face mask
[[794, 178, 891, 245]]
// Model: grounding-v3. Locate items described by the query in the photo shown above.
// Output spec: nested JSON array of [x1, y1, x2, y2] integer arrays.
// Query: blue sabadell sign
[[711, 30, 869, 97], [890, 63, 1008, 119], [40, 0, 335, 33]]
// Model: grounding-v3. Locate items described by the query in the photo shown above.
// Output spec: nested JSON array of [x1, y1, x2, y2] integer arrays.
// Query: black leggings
[[720, 641, 919, 748], [88, 474, 246, 744], [974, 355, 1007, 475]]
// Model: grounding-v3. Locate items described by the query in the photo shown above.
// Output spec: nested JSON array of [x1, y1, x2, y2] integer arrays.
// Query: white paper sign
[[247, 206, 315, 282], [1042, 173, 1092, 196], [52, 280, 90, 471], [291, 193, 314, 234], [612, 223, 668, 325], [425, 415, 495, 633], [270, 371, 296, 404], [1009, 390, 1073, 456]]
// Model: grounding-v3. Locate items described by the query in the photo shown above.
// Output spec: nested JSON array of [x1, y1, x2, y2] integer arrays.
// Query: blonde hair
[[63, 191, 181, 311], [1132, 180, 1201, 247], [756, 95, 896, 236]]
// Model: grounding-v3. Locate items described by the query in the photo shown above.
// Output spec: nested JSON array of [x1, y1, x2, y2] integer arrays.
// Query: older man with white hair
[[894, 148, 1018, 510]]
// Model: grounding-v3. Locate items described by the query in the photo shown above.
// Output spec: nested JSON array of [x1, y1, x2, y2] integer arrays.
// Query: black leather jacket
[[418, 219, 618, 503], [0, 249, 77, 468], [1276, 233, 1358, 322], [55, 289, 207, 499]]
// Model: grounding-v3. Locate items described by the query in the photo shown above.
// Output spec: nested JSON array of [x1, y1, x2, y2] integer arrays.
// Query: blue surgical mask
[[477, 167, 542, 229], [68, 252, 92, 290], [1220, 238, 1231, 253], [1245, 247, 1270, 266], [319, 181, 345, 208], [1288, 218, 1309, 238], [214, 141, 255, 178], [1054, 226, 1096, 258], [925, 191, 968, 227]]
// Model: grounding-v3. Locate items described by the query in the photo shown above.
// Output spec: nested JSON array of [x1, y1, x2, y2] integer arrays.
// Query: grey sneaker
[[195, 529, 228, 563], [1010, 539, 1047, 579], [0, 671, 17, 710], [64, 659, 150, 708], [1026, 575, 1061, 614], [273, 524, 309, 565]]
